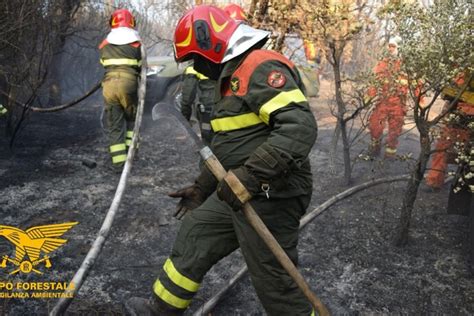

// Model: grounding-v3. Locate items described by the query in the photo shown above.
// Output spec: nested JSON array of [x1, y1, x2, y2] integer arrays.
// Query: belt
[[104, 71, 138, 80]]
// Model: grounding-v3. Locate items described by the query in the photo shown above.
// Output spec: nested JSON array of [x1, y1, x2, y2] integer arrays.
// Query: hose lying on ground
[[49, 46, 147, 316], [193, 174, 410, 316], [1, 81, 101, 113]]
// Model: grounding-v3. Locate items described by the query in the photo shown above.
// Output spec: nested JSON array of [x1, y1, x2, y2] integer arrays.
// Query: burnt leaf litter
[[0, 89, 472, 315]]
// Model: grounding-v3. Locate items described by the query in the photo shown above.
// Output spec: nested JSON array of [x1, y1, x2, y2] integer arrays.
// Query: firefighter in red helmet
[[125, 5, 318, 316], [99, 9, 141, 172], [178, 3, 248, 145]]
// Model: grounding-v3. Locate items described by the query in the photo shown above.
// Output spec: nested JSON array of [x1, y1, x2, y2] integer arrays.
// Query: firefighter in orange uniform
[[367, 38, 409, 158], [303, 39, 322, 97], [425, 73, 473, 190]]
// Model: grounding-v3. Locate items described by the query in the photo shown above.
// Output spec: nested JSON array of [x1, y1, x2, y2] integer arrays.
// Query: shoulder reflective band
[[185, 67, 209, 80], [163, 258, 200, 292], [443, 86, 474, 105], [259, 89, 307, 124], [0, 105, 7, 115], [211, 112, 263, 132], [100, 58, 142, 67], [153, 280, 191, 309]]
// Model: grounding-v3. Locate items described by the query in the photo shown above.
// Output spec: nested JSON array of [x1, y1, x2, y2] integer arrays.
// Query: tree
[[0, 0, 106, 145], [383, 0, 473, 245], [296, 0, 376, 184]]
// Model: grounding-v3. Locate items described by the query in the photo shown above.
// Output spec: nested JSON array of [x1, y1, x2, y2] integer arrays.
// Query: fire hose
[[49, 45, 147, 315], [1, 81, 101, 113]]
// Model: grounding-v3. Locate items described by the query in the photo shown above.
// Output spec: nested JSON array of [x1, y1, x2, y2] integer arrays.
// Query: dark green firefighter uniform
[[180, 66, 216, 145], [153, 49, 317, 315], [99, 38, 141, 167]]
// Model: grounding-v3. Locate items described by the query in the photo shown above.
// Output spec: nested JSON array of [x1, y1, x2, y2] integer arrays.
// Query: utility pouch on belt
[[244, 143, 290, 191]]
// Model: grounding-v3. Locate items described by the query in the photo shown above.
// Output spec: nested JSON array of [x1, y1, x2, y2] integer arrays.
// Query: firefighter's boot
[[368, 139, 381, 158], [124, 297, 160, 316], [124, 296, 183, 316], [384, 146, 397, 160]]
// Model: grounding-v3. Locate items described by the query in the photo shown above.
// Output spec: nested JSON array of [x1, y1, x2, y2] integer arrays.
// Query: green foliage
[[387, 1, 473, 91]]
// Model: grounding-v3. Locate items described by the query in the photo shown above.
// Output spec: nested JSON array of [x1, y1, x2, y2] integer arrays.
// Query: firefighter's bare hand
[[168, 184, 206, 220]]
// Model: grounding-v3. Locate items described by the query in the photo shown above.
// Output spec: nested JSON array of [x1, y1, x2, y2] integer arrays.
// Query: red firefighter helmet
[[110, 9, 135, 29], [223, 4, 247, 22], [174, 5, 268, 64], [174, 5, 239, 64]]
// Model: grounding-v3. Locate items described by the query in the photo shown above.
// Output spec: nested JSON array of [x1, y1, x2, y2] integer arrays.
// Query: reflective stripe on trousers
[[125, 130, 133, 147], [109, 143, 127, 164], [153, 258, 200, 310]]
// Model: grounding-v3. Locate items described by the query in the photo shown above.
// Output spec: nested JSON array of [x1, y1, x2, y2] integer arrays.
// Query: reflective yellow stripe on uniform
[[259, 89, 307, 124], [163, 258, 200, 292], [443, 86, 474, 104], [112, 154, 127, 164], [125, 131, 134, 146], [311, 309, 315, 316], [385, 147, 397, 154], [109, 143, 127, 153], [211, 112, 263, 132], [185, 67, 209, 80], [100, 58, 142, 67], [110, 143, 127, 164], [153, 280, 191, 309], [0, 106, 7, 114]]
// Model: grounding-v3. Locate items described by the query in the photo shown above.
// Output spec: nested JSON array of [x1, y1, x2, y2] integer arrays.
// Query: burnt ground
[[0, 80, 473, 315]]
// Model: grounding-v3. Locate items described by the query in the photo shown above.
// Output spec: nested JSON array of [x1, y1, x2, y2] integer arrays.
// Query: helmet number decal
[[267, 71, 286, 88]]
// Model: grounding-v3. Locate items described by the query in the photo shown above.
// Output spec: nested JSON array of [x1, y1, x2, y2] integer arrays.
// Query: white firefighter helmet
[[222, 24, 270, 63], [388, 36, 402, 47]]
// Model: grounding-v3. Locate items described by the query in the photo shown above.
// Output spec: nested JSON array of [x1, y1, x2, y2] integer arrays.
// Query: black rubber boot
[[368, 139, 381, 158], [124, 296, 184, 316], [124, 297, 159, 316]]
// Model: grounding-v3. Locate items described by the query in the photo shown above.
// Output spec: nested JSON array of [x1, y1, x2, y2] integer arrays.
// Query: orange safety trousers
[[426, 125, 470, 188], [368, 102, 406, 151]]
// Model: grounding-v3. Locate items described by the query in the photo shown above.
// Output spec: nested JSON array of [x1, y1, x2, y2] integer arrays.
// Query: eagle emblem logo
[[0, 222, 78, 275], [230, 77, 240, 93]]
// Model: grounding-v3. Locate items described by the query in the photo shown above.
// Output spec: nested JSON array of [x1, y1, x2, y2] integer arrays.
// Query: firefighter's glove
[[196, 165, 218, 197], [217, 167, 259, 211], [168, 166, 217, 220], [168, 184, 206, 220]]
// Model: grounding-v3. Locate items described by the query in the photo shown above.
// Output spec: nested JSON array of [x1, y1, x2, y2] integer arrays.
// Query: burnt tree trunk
[[331, 43, 352, 185], [46, 0, 81, 106], [395, 122, 431, 246]]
